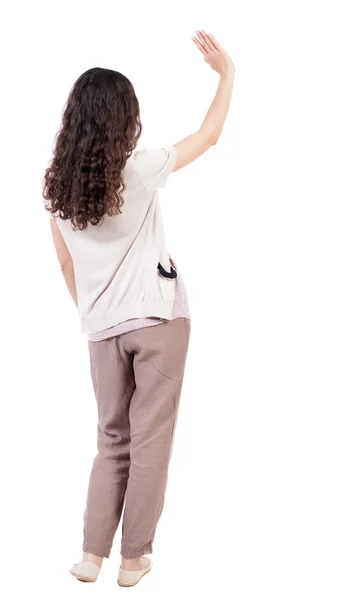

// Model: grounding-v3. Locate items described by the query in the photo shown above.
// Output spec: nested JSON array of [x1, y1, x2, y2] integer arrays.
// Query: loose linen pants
[[83, 317, 191, 559]]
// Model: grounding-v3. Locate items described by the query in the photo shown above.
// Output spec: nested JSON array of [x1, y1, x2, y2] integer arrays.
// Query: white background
[[1, 1, 364, 598]]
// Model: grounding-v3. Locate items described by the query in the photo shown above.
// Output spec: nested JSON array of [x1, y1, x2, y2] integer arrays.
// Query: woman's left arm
[[50, 219, 78, 306]]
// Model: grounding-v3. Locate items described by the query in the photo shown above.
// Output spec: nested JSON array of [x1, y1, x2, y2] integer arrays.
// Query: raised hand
[[171, 30, 235, 171], [192, 30, 235, 76]]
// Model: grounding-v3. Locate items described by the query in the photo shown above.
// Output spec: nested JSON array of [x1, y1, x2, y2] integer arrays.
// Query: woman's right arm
[[173, 30, 235, 172]]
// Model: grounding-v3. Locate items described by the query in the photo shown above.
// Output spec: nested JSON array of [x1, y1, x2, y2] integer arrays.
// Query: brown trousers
[[83, 317, 191, 559]]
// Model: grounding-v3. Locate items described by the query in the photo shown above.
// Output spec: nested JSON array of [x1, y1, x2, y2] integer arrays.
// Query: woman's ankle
[[121, 555, 144, 570], [82, 552, 104, 568]]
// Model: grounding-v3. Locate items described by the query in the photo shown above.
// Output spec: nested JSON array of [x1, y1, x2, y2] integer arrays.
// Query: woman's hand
[[192, 30, 235, 76]]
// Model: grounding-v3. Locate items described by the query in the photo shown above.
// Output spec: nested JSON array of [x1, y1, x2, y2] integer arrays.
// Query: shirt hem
[[80, 299, 175, 335]]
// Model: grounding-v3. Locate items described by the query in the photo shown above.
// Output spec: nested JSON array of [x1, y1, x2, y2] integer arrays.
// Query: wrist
[[220, 64, 235, 79]]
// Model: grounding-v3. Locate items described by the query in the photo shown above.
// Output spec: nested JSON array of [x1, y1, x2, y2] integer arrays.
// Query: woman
[[43, 30, 234, 587]]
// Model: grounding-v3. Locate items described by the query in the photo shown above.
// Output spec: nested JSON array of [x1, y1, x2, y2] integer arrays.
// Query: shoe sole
[[70, 569, 97, 583], [117, 567, 152, 587]]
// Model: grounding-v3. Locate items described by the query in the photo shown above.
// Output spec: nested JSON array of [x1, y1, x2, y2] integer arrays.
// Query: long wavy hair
[[43, 67, 142, 230]]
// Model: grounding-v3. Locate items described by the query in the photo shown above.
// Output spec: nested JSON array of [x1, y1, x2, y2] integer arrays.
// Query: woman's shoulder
[[129, 146, 177, 193]]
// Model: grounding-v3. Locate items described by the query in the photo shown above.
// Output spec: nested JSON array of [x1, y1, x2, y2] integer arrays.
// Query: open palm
[[192, 30, 234, 76]]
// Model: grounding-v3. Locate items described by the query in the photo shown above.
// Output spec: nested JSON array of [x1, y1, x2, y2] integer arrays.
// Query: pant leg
[[119, 317, 191, 559], [83, 334, 135, 558]]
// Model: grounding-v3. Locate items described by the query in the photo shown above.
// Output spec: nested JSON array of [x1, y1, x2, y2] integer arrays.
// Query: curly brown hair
[[43, 67, 142, 230]]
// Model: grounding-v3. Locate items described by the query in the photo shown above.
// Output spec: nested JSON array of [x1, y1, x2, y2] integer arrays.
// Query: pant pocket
[[153, 318, 189, 381]]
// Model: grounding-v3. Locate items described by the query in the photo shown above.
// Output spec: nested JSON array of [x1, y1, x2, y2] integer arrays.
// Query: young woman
[[43, 30, 234, 587]]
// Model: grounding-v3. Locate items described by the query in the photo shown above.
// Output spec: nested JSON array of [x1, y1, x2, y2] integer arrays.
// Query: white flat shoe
[[70, 561, 100, 582], [117, 556, 153, 587]]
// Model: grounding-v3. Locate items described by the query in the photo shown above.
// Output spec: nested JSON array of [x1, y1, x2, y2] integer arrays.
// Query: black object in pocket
[[157, 261, 177, 279]]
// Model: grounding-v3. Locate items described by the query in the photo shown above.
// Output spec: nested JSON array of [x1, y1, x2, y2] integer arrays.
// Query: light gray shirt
[[47, 145, 178, 334]]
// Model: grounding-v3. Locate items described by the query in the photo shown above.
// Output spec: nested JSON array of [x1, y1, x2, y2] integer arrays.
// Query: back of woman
[[50, 144, 179, 334], [43, 30, 235, 587]]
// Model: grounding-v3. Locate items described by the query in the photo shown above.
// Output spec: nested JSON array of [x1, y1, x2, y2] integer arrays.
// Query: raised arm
[[172, 30, 235, 172]]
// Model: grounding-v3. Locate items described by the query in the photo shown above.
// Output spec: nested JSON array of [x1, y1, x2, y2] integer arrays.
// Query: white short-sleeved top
[[46, 145, 179, 335]]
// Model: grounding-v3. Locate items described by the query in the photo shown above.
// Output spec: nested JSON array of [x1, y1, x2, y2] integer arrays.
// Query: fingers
[[192, 30, 223, 55], [194, 30, 209, 53], [199, 30, 216, 52], [207, 32, 223, 53], [192, 35, 207, 55]]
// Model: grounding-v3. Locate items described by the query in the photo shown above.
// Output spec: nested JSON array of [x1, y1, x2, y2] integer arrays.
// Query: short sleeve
[[133, 146, 177, 194]]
